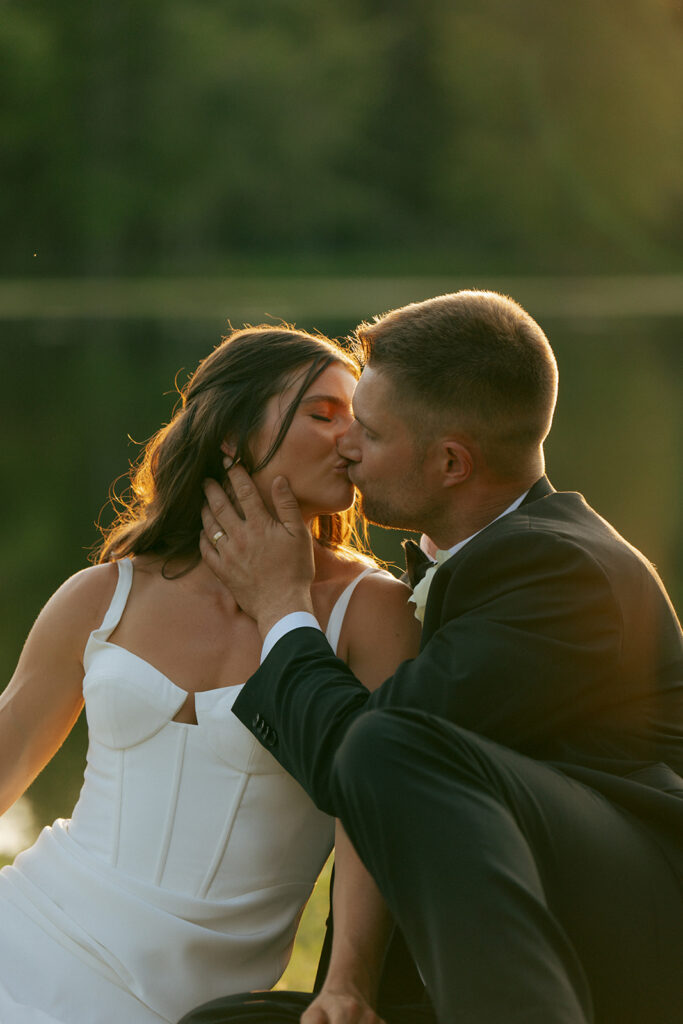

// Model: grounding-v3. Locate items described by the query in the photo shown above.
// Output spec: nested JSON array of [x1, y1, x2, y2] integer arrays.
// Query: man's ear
[[441, 438, 473, 486]]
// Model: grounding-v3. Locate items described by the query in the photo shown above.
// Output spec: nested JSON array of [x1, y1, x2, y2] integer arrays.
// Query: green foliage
[[433, 0, 683, 255], [1, 0, 682, 274], [275, 855, 333, 992]]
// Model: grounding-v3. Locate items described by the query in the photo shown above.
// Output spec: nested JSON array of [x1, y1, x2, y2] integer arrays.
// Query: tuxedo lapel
[[402, 478, 552, 593], [419, 477, 555, 642]]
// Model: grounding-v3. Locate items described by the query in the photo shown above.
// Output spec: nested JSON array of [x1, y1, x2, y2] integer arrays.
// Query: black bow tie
[[402, 539, 435, 589]]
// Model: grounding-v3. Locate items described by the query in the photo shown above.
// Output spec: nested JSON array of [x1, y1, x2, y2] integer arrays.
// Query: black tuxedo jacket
[[232, 476, 683, 997]]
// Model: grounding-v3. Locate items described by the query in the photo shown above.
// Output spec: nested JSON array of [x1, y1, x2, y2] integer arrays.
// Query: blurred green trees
[[2, 0, 682, 276]]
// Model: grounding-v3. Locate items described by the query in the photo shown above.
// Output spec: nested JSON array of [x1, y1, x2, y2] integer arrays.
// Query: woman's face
[[247, 361, 357, 520]]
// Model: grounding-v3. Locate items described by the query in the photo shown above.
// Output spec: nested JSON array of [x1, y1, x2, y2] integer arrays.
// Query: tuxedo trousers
[[324, 709, 683, 1024]]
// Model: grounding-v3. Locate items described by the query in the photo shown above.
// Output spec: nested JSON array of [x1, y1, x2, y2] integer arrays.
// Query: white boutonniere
[[408, 549, 451, 623]]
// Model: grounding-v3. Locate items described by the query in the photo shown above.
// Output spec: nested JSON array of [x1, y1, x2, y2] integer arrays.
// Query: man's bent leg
[[330, 709, 683, 1024]]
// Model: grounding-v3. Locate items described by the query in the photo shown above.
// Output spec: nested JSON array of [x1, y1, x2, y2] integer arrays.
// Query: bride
[[0, 326, 420, 1023]]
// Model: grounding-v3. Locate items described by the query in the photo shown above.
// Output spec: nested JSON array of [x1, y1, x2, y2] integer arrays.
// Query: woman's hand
[[301, 985, 386, 1024], [200, 465, 315, 637]]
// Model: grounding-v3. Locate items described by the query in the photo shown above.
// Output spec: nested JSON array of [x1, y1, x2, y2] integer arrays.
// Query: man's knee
[[331, 708, 515, 807], [331, 708, 472, 801], [331, 710, 409, 800]]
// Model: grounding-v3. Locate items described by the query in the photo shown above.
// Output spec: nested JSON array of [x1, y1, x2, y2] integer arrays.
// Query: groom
[[188, 291, 683, 1024]]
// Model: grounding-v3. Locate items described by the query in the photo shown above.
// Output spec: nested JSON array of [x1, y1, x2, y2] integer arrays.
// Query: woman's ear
[[441, 438, 473, 486], [220, 438, 238, 470]]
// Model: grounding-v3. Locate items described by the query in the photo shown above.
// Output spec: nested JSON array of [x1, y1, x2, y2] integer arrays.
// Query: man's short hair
[[355, 290, 559, 477]]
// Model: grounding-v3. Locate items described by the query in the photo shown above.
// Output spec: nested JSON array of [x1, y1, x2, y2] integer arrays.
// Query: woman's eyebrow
[[299, 394, 350, 407]]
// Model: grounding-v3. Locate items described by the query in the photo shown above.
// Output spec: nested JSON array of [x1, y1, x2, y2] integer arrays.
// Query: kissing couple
[[1, 291, 681, 1024]]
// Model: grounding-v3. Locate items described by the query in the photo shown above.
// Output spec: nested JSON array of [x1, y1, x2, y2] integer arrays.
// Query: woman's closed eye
[[307, 400, 341, 423], [301, 396, 353, 427]]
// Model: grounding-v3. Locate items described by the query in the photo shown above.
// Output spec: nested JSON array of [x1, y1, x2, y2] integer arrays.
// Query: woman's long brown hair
[[95, 326, 371, 574]]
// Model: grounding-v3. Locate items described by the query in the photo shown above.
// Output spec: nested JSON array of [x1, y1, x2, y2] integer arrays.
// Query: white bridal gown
[[0, 559, 377, 1023]]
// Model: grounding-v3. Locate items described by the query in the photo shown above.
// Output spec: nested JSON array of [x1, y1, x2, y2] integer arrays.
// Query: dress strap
[[325, 566, 381, 656], [94, 558, 134, 638], [82, 560, 134, 672]]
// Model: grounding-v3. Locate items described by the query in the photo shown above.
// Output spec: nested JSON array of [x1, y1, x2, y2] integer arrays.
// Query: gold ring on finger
[[211, 529, 226, 548]]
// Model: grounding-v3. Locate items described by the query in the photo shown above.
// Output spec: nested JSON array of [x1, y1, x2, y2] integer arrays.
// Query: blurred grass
[[274, 854, 334, 992]]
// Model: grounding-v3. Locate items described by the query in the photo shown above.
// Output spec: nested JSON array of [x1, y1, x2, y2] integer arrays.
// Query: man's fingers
[[226, 463, 271, 521], [300, 994, 385, 1024], [200, 501, 226, 544], [202, 476, 244, 530], [271, 475, 305, 536], [300, 1007, 327, 1024], [198, 529, 221, 570]]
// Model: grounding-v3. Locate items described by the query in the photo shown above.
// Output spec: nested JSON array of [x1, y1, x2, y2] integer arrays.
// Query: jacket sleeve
[[233, 529, 622, 813]]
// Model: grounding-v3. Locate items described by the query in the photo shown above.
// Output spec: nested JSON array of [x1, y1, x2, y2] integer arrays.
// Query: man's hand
[[200, 465, 315, 637], [301, 985, 386, 1024]]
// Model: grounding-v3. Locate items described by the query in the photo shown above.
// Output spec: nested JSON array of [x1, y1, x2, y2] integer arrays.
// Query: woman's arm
[[303, 573, 420, 1023], [303, 822, 392, 1024], [0, 563, 116, 816]]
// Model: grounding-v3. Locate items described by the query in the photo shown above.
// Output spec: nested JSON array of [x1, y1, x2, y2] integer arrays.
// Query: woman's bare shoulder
[[350, 569, 416, 622], [41, 561, 120, 634], [339, 568, 421, 688], [321, 548, 415, 624], [9, 562, 122, 686]]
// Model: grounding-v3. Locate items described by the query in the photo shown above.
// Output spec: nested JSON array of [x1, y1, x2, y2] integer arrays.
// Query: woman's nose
[[337, 419, 361, 461]]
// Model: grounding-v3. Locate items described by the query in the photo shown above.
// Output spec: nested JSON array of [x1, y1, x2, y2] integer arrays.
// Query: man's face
[[338, 365, 438, 531]]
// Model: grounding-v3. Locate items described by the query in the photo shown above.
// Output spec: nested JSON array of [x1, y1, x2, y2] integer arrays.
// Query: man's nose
[[338, 419, 361, 461]]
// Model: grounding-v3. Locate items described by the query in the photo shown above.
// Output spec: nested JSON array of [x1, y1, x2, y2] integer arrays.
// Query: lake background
[[1, 0, 682, 992]]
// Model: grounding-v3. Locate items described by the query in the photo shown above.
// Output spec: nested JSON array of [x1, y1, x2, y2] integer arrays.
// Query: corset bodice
[[69, 560, 334, 898]]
